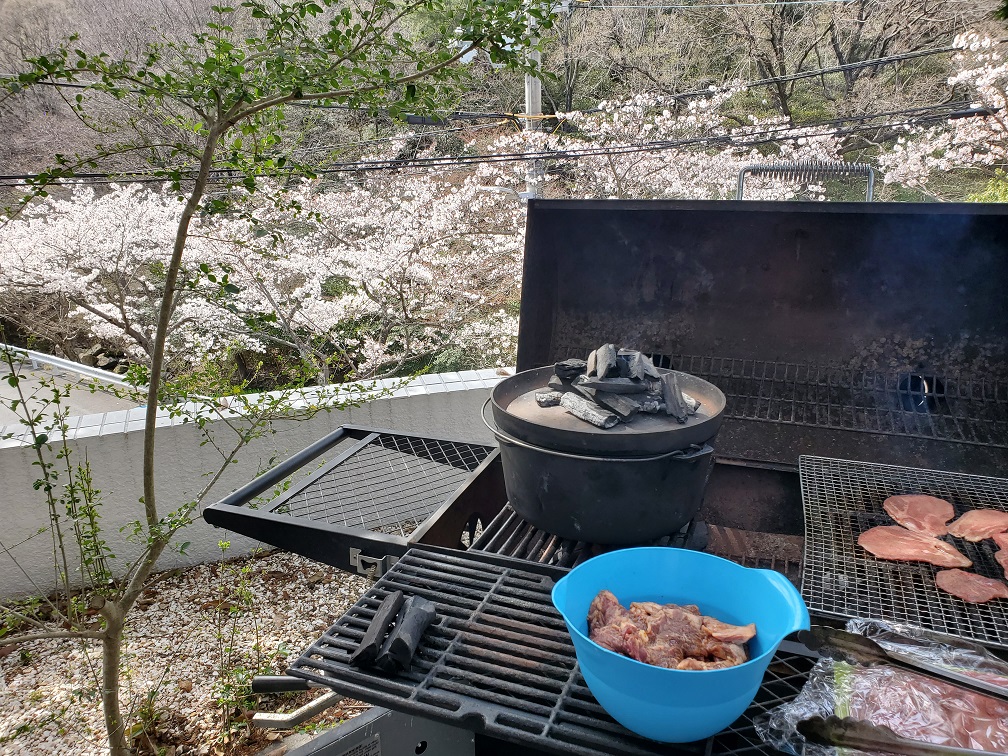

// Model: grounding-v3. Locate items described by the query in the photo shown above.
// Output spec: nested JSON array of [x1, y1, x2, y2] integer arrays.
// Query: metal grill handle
[[736, 160, 875, 201]]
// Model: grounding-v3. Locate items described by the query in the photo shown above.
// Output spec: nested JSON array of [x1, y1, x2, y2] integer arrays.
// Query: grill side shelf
[[203, 426, 493, 574], [799, 455, 1008, 649], [287, 546, 817, 756]]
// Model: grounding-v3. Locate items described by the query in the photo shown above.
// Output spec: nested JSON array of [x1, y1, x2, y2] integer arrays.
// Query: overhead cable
[[0, 102, 989, 188], [1, 41, 958, 120]]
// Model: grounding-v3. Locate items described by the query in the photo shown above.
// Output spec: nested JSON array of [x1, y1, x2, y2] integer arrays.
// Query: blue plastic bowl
[[551, 547, 810, 743]]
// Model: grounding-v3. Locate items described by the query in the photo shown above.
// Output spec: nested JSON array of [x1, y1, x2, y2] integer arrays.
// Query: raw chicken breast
[[882, 494, 955, 536], [947, 510, 1008, 542], [857, 525, 971, 568]]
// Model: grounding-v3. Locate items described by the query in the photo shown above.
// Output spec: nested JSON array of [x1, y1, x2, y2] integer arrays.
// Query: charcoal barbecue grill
[[204, 200, 1008, 756]]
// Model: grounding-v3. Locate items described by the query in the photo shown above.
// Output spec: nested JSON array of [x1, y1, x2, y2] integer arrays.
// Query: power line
[[0, 101, 989, 188], [668, 45, 957, 100], [0, 102, 981, 183], [291, 119, 508, 155], [2, 41, 958, 120], [290, 44, 958, 119]]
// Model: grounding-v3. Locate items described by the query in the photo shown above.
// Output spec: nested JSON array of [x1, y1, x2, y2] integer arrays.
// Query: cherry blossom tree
[[0, 0, 551, 751], [472, 87, 845, 202], [3, 85, 862, 398], [877, 32, 1008, 196]]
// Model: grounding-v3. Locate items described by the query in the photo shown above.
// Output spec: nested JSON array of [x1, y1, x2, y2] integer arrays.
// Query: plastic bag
[[846, 618, 1008, 694], [755, 635, 1008, 755]]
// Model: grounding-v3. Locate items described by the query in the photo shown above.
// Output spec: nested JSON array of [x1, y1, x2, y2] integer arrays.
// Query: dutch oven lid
[[490, 365, 726, 456]]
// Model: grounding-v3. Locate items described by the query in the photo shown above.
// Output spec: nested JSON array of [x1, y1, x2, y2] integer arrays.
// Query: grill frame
[[203, 426, 497, 574], [800, 455, 1008, 649], [287, 545, 818, 756]]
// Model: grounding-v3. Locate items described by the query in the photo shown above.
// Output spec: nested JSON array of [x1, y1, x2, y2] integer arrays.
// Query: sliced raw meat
[[841, 664, 1008, 752], [702, 616, 757, 644], [588, 589, 626, 627], [994, 532, 1008, 580], [882, 494, 955, 536], [857, 525, 972, 568], [586, 591, 756, 670], [947, 509, 1008, 542], [935, 569, 1008, 604]]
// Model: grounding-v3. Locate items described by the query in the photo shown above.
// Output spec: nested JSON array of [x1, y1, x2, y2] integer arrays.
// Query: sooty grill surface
[[800, 455, 1008, 649], [469, 505, 804, 590], [287, 547, 815, 756], [666, 355, 1008, 448], [469, 504, 706, 569]]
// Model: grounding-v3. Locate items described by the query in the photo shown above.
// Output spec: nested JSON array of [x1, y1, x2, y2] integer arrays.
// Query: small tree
[[0, 0, 551, 752]]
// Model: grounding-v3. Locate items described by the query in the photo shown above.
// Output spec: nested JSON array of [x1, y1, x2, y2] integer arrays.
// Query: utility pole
[[524, 10, 542, 198]]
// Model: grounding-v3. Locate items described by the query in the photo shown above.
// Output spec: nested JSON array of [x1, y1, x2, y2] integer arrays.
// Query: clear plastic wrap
[[755, 625, 1008, 756], [846, 618, 1008, 694]]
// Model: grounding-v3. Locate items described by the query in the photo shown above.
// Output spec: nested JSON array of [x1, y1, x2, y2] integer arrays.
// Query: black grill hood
[[516, 200, 1008, 475]]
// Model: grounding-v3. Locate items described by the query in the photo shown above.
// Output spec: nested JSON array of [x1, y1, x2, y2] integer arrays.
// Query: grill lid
[[516, 200, 1008, 473]]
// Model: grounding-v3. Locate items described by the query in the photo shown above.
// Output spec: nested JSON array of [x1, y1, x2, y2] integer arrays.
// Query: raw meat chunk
[[588, 589, 626, 627], [882, 494, 955, 536], [707, 641, 747, 665], [586, 591, 756, 670], [857, 525, 972, 568], [629, 601, 707, 665], [590, 615, 638, 654], [702, 616, 757, 643], [947, 510, 1008, 542], [935, 569, 1008, 604], [994, 533, 1008, 580], [676, 658, 736, 670]]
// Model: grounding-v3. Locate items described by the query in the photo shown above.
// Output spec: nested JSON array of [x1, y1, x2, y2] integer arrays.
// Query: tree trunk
[[102, 619, 128, 756]]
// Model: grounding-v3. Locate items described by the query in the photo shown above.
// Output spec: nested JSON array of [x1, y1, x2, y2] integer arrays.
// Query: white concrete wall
[[0, 371, 504, 598]]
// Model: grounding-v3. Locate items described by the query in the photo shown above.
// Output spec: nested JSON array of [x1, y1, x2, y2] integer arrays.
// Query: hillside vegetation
[[0, 0, 1005, 387]]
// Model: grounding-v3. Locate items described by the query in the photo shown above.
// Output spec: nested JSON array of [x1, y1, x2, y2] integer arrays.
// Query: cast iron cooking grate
[[287, 547, 816, 756], [658, 355, 1008, 449], [468, 506, 805, 590], [468, 504, 706, 568], [799, 455, 1008, 649], [269, 433, 491, 537]]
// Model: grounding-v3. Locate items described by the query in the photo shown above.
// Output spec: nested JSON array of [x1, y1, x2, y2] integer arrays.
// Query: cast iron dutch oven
[[482, 365, 726, 544]]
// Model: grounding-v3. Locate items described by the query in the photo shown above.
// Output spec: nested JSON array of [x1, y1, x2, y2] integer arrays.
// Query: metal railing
[[0, 342, 130, 386], [736, 160, 875, 201]]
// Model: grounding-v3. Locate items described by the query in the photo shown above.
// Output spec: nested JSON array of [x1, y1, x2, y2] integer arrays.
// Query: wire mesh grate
[[271, 433, 491, 537], [288, 547, 817, 756], [800, 455, 1008, 649], [660, 355, 1008, 448]]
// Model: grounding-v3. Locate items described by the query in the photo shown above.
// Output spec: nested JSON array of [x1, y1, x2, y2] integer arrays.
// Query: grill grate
[[656, 355, 1008, 449], [288, 547, 816, 756], [470, 507, 805, 592], [271, 433, 491, 537], [469, 504, 705, 568], [800, 455, 1008, 649], [707, 525, 804, 589]]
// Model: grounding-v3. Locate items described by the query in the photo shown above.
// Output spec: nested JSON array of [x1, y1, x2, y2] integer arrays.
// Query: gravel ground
[[0, 550, 372, 755]]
